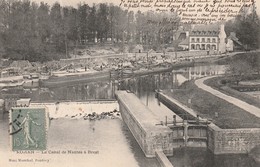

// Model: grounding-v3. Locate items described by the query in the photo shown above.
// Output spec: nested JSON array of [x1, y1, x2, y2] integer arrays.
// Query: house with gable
[[188, 24, 226, 53], [226, 32, 243, 52], [177, 23, 242, 53]]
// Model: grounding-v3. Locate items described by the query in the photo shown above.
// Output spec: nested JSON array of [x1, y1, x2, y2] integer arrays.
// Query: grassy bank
[[163, 81, 260, 129], [249, 146, 260, 165], [204, 76, 260, 109]]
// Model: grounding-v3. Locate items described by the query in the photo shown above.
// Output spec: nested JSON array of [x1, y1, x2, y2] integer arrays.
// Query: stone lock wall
[[208, 124, 260, 154], [117, 91, 174, 157]]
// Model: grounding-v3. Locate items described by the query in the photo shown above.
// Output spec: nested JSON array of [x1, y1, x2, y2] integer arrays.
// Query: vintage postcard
[[0, 0, 260, 167]]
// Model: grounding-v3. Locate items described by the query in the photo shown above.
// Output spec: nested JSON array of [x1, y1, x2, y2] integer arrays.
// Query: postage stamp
[[9, 108, 47, 151]]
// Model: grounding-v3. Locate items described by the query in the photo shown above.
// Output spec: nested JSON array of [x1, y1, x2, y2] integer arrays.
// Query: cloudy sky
[[32, 0, 260, 15]]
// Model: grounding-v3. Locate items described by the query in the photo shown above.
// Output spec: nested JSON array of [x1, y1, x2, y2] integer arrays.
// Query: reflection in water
[[0, 65, 227, 102], [188, 65, 227, 80], [31, 81, 116, 101], [51, 82, 113, 100]]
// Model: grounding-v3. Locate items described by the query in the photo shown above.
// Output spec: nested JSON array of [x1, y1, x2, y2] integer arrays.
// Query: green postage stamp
[[9, 108, 48, 151]]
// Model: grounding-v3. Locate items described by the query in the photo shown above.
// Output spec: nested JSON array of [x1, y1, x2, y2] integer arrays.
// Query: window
[[196, 44, 200, 50], [207, 38, 210, 43], [202, 38, 205, 42], [212, 38, 216, 43], [212, 45, 216, 50], [206, 44, 211, 50], [197, 38, 200, 42], [201, 44, 205, 50], [191, 44, 195, 50], [191, 38, 195, 42]]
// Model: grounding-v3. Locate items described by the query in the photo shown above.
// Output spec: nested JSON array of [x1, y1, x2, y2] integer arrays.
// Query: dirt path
[[195, 76, 260, 118]]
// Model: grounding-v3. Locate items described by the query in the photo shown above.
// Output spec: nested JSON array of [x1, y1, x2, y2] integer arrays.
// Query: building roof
[[148, 49, 156, 53], [134, 45, 143, 50], [228, 32, 243, 46], [16, 98, 31, 106], [190, 24, 220, 37], [178, 32, 187, 40], [179, 38, 189, 46], [175, 24, 191, 40]]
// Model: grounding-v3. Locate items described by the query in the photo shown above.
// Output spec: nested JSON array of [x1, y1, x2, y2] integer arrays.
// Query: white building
[[177, 23, 241, 54], [189, 24, 226, 53]]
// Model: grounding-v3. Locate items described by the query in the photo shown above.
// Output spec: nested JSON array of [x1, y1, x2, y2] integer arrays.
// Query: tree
[[77, 3, 89, 44], [135, 10, 144, 44], [126, 11, 134, 43], [244, 52, 260, 75], [2, 1, 40, 60], [96, 3, 109, 42], [37, 2, 51, 44], [225, 8, 260, 50], [50, 2, 65, 53], [87, 5, 97, 42], [115, 8, 127, 43], [108, 4, 116, 42], [66, 7, 79, 43], [228, 58, 253, 85], [0, 0, 9, 55], [0, 0, 9, 33], [0, 1, 184, 62]]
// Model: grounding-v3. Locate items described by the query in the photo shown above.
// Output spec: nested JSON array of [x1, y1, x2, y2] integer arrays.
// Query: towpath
[[195, 76, 260, 118]]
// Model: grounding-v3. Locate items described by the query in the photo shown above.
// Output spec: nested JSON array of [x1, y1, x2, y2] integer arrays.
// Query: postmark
[[9, 108, 47, 151]]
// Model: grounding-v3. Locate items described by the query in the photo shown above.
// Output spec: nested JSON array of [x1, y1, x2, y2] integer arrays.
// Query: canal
[[0, 64, 258, 167]]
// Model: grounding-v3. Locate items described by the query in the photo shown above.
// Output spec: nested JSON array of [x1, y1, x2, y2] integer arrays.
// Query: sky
[[32, 0, 260, 15]]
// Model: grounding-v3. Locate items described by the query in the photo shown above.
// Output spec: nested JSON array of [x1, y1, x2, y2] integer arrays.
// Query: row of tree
[[0, 0, 259, 62], [0, 0, 179, 62]]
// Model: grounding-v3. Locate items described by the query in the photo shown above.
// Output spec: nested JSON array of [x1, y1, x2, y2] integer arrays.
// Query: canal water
[[0, 114, 159, 167], [0, 64, 258, 167]]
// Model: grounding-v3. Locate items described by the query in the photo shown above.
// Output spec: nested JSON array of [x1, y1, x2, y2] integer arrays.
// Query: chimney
[[219, 23, 227, 53], [220, 24, 225, 32], [186, 31, 189, 37]]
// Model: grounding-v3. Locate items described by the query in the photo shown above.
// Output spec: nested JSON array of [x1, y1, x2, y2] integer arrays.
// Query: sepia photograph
[[0, 0, 260, 166]]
